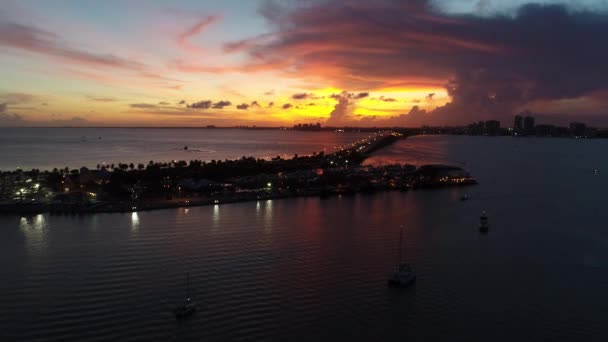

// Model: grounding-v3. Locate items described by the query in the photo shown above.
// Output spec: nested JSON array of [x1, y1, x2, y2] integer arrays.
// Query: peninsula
[[0, 132, 476, 215]]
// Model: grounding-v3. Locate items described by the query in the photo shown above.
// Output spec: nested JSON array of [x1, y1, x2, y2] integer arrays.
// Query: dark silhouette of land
[[0, 132, 476, 215]]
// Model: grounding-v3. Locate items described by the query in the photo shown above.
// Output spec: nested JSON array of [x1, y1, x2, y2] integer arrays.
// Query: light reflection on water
[[131, 212, 139, 230], [212, 204, 220, 228], [19, 214, 48, 259], [264, 199, 273, 231]]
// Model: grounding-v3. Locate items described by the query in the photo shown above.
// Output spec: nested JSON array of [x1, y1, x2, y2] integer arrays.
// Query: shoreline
[[0, 181, 477, 216]]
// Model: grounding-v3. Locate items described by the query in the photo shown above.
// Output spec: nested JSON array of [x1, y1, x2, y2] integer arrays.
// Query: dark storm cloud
[[243, 0, 608, 124], [236, 103, 249, 110], [326, 91, 370, 125]]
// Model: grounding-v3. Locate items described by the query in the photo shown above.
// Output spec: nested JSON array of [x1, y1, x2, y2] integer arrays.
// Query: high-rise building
[[513, 115, 523, 135], [524, 116, 535, 135], [485, 120, 501, 136]]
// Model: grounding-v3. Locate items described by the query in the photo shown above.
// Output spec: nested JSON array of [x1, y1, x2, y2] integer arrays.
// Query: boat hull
[[388, 275, 417, 288], [174, 306, 197, 319]]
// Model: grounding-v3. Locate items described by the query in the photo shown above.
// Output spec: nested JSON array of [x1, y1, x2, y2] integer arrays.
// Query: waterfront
[[2, 135, 608, 340], [0, 128, 369, 171]]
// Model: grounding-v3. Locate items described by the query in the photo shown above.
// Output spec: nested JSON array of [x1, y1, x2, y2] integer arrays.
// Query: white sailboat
[[388, 225, 416, 287]]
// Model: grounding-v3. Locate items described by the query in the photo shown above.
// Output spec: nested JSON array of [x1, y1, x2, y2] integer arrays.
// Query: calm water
[[2, 135, 608, 341], [0, 128, 369, 171]]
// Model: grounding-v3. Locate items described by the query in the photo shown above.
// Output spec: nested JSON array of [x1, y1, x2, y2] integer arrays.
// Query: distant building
[[524, 116, 535, 135], [569, 122, 587, 137], [485, 120, 501, 136], [535, 124, 555, 137], [467, 121, 485, 135], [513, 115, 523, 135]]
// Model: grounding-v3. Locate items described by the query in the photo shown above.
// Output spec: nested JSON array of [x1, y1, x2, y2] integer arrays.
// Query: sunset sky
[[1, 0, 608, 127]]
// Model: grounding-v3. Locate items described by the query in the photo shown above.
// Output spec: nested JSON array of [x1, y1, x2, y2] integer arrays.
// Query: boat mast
[[399, 225, 404, 265], [186, 272, 190, 299]]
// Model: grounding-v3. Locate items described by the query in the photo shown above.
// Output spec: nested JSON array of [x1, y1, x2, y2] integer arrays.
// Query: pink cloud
[[0, 21, 144, 70], [177, 15, 221, 52]]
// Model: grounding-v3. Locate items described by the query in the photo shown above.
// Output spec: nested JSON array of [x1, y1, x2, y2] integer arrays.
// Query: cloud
[[0, 21, 144, 71], [291, 92, 322, 100], [268, 101, 274, 108], [264, 90, 275, 96], [0, 103, 26, 126], [282, 103, 293, 109], [88, 96, 118, 102], [130, 103, 158, 109], [236, 103, 249, 110], [250, 101, 260, 107], [326, 91, 372, 125], [378, 96, 396, 102], [177, 15, 220, 52], [238, 0, 608, 124], [212, 100, 232, 109], [189, 100, 212, 109], [292, 93, 308, 100], [426, 93, 435, 101], [158, 101, 170, 105], [1, 103, 90, 127], [330, 92, 369, 100], [0, 92, 37, 104], [178, 100, 186, 105]]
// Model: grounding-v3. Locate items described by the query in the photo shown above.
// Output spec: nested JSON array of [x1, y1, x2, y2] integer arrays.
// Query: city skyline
[[2, 0, 608, 127]]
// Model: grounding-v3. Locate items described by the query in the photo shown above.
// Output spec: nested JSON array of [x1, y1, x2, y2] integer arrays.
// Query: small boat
[[174, 273, 196, 319], [479, 211, 489, 233], [388, 225, 416, 287], [460, 194, 469, 201]]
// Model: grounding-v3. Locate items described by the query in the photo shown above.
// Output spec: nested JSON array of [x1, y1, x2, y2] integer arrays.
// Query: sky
[[1, 0, 608, 127]]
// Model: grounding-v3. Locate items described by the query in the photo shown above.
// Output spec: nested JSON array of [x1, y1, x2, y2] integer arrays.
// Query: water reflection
[[19, 214, 48, 257], [131, 212, 140, 230], [212, 204, 220, 228], [264, 200, 273, 230]]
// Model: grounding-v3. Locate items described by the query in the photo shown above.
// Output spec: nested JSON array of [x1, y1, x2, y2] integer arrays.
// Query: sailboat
[[173, 273, 196, 319], [388, 225, 416, 287]]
